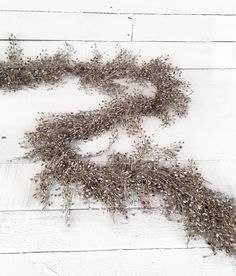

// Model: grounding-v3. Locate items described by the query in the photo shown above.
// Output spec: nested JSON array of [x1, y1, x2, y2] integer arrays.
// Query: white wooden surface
[[0, 1, 236, 275]]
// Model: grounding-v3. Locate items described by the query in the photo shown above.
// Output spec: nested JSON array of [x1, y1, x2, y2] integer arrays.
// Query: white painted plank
[[0, 161, 236, 210], [1, 71, 236, 162], [0, 209, 208, 253], [0, 13, 235, 42], [0, 163, 92, 210], [0, 3, 235, 276], [1, 0, 236, 14], [1, 41, 236, 69], [0, 12, 131, 41], [133, 15, 236, 41], [0, 249, 235, 276]]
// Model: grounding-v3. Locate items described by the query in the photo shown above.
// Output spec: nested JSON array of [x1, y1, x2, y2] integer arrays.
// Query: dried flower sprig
[[3, 38, 235, 257], [0, 35, 72, 90], [24, 106, 236, 256], [0, 36, 189, 108]]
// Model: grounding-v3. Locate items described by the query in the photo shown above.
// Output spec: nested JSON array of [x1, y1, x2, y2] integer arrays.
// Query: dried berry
[[2, 37, 235, 258]]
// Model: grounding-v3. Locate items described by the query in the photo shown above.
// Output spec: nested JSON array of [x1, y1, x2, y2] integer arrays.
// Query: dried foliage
[[0, 36, 71, 91], [2, 38, 236, 257]]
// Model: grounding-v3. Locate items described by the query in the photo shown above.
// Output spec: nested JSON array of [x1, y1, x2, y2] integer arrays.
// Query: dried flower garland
[[1, 38, 236, 257]]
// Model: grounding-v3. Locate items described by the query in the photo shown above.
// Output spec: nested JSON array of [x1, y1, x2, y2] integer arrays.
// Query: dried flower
[[2, 37, 235, 258]]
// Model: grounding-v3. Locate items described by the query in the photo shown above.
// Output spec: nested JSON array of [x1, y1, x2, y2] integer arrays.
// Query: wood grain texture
[[0, 1, 236, 275], [0, 249, 235, 276], [0, 12, 131, 41], [0, 210, 207, 253], [1, 0, 236, 14], [133, 15, 236, 41], [0, 12, 235, 42]]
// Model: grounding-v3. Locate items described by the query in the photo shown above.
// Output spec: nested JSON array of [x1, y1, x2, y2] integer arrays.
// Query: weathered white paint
[[0, 249, 235, 276], [0, 13, 131, 41], [0, 1, 236, 275], [0, 210, 208, 253], [133, 15, 236, 41], [0, 0, 236, 14], [0, 13, 235, 41]]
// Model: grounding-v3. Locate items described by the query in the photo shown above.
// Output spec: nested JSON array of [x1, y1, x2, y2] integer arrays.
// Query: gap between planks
[[1, 10, 236, 16], [1, 0, 236, 16], [0, 248, 235, 276], [2, 39, 236, 43], [0, 246, 209, 255], [0, 12, 235, 41]]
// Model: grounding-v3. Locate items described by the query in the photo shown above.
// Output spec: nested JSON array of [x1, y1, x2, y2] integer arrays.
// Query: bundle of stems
[[1, 38, 235, 257]]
